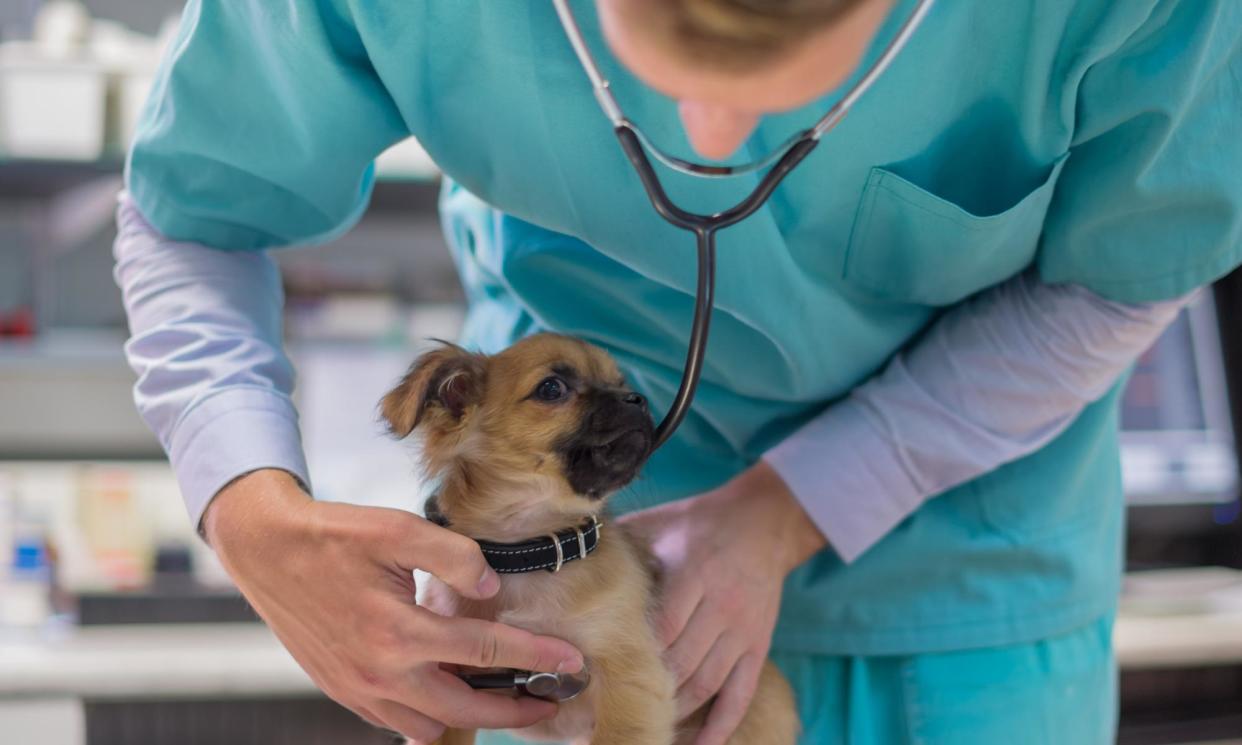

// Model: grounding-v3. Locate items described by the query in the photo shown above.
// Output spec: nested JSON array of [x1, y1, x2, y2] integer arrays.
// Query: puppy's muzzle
[[560, 389, 654, 498]]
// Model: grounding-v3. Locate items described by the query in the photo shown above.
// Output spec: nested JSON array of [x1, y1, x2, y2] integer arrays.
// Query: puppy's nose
[[623, 392, 647, 410]]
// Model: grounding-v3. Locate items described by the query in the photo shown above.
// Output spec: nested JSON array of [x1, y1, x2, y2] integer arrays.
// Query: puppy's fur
[[381, 333, 799, 745]]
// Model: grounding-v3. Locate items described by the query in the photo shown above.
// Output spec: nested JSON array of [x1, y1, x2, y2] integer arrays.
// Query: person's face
[[595, 0, 895, 160]]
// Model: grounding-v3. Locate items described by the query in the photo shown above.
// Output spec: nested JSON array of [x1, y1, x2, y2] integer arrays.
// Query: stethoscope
[[554, 0, 935, 452], [461, 0, 935, 703], [459, 665, 593, 703]]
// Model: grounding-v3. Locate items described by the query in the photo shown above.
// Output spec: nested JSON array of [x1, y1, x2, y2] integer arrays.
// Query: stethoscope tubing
[[614, 126, 822, 449]]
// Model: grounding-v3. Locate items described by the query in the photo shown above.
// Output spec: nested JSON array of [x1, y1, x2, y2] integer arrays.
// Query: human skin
[[204, 470, 583, 743], [596, 0, 894, 159]]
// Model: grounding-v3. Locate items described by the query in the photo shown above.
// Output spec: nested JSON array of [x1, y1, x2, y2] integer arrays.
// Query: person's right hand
[[202, 469, 583, 743]]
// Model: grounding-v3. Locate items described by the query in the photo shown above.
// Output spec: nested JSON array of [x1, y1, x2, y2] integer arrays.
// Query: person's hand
[[203, 469, 584, 743], [619, 461, 824, 745]]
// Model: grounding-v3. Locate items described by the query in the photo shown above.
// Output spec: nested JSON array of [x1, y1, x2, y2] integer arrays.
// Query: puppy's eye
[[534, 376, 569, 402]]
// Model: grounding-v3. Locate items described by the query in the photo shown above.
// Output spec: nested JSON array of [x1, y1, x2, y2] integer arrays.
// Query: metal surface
[[459, 666, 591, 703]]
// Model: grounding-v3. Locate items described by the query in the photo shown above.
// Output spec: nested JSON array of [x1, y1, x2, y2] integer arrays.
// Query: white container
[[0, 42, 107, 160], [0, 543, 52, 628]]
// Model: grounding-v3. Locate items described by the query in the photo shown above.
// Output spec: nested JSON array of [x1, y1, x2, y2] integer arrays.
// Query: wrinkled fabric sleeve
[[765, 0, 1239, 563], [765, 273, 1191, 562], [119, 0, 412, 526], [114, 196, 310, 527]]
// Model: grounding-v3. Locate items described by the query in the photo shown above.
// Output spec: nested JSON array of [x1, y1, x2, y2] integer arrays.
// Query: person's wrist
[[725, 461, 826, 576], [202, 468, 312, 557]]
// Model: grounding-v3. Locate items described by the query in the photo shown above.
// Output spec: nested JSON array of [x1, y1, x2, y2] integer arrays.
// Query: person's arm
[[624, 274, 1189, 741], [642, 4, 1242, 743], [764, 270, 1192, 562], [114, 194, 309, 527], [114, 195, 583, 741], [118, 3, 582, 740]]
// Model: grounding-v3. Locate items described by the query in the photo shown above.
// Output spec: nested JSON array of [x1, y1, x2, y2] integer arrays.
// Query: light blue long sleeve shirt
[[113, 194, 1189, 561]]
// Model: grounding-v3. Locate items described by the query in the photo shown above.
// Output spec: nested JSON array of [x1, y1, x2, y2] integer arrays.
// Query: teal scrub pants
[[475, 615, 1117, 745]]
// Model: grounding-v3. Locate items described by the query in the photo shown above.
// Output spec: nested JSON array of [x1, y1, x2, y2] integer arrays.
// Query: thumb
[[386, 512, 501, 600]]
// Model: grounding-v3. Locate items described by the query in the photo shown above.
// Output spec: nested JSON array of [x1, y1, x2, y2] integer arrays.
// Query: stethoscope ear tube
[[617, 125, 821, 452]]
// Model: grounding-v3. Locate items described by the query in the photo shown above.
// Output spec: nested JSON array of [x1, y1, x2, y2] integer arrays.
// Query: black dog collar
[[478, 516, 602, 574], [424, 497, 603, 574]]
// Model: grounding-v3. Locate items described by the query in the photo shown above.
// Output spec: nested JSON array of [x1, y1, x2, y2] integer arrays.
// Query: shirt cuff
[[763, 399, 922, 564], [167, 386, 311, 530]]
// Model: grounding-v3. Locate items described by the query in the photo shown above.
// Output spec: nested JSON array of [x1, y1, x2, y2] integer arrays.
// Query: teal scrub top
[[127, 0, 1242, 655]]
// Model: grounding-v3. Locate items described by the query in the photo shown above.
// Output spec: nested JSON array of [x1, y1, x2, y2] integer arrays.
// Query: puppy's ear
[[381, 344, 486, 438]]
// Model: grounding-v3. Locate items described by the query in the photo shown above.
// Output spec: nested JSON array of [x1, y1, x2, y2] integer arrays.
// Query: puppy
[[381, 333, 799, 745]]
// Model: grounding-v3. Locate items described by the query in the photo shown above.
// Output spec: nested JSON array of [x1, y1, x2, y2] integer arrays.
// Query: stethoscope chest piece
[[460, 664, 591, 703], [523, 668, 591, 701]]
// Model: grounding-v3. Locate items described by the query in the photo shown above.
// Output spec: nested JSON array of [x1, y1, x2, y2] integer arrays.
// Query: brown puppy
[[381, 333, 799, 745]]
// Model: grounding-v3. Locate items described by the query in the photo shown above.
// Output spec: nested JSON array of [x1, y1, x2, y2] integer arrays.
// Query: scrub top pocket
[[843, 154, 1069, 306]]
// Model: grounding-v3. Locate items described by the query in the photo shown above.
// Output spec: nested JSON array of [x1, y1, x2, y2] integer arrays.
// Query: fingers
[[408, 668, 560, 729], [664, 601, 720, 686], [676, 633, 737, 719], [369, 699, 446, 743], [694, 654, 764, 745], [421, 611, 584, 674], [337, 604, 577, 731], [655, 576, 704, 648], [383, 512, 501, 600]]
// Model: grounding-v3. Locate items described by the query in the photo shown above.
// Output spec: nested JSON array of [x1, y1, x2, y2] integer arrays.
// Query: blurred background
[[1, 1, 1241, 744]]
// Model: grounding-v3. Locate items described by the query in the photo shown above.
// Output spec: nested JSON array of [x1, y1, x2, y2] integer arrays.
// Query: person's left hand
[[618, 461, 825, 745]]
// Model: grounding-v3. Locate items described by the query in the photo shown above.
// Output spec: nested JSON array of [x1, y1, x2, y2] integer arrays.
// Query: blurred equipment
[[1118, 273, 1242, 745], [1123, 287, 1242, 573], [0, 469, 55, 628], [1121, 293, 1238, 507], [0, 1, 175, 160], [0, 461, 244, 631], [0, 0, 439, 178]]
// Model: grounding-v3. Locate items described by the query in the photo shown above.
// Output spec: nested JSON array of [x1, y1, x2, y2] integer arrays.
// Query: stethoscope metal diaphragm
[[459, 665, 592, 703]]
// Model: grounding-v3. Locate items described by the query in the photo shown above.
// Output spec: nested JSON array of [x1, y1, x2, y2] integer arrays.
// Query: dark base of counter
[[1119, 664, 1242, 744], [85, 697, 393, 745]]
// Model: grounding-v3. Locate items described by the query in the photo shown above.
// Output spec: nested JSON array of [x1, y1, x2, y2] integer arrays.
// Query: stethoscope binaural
[[553, 0, 936, 452], [460, 0, 936, 705]]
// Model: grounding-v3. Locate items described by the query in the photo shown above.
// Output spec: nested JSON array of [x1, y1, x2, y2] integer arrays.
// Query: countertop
[[0, 623, 316, 699], [4, 606, 1242, 699]]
